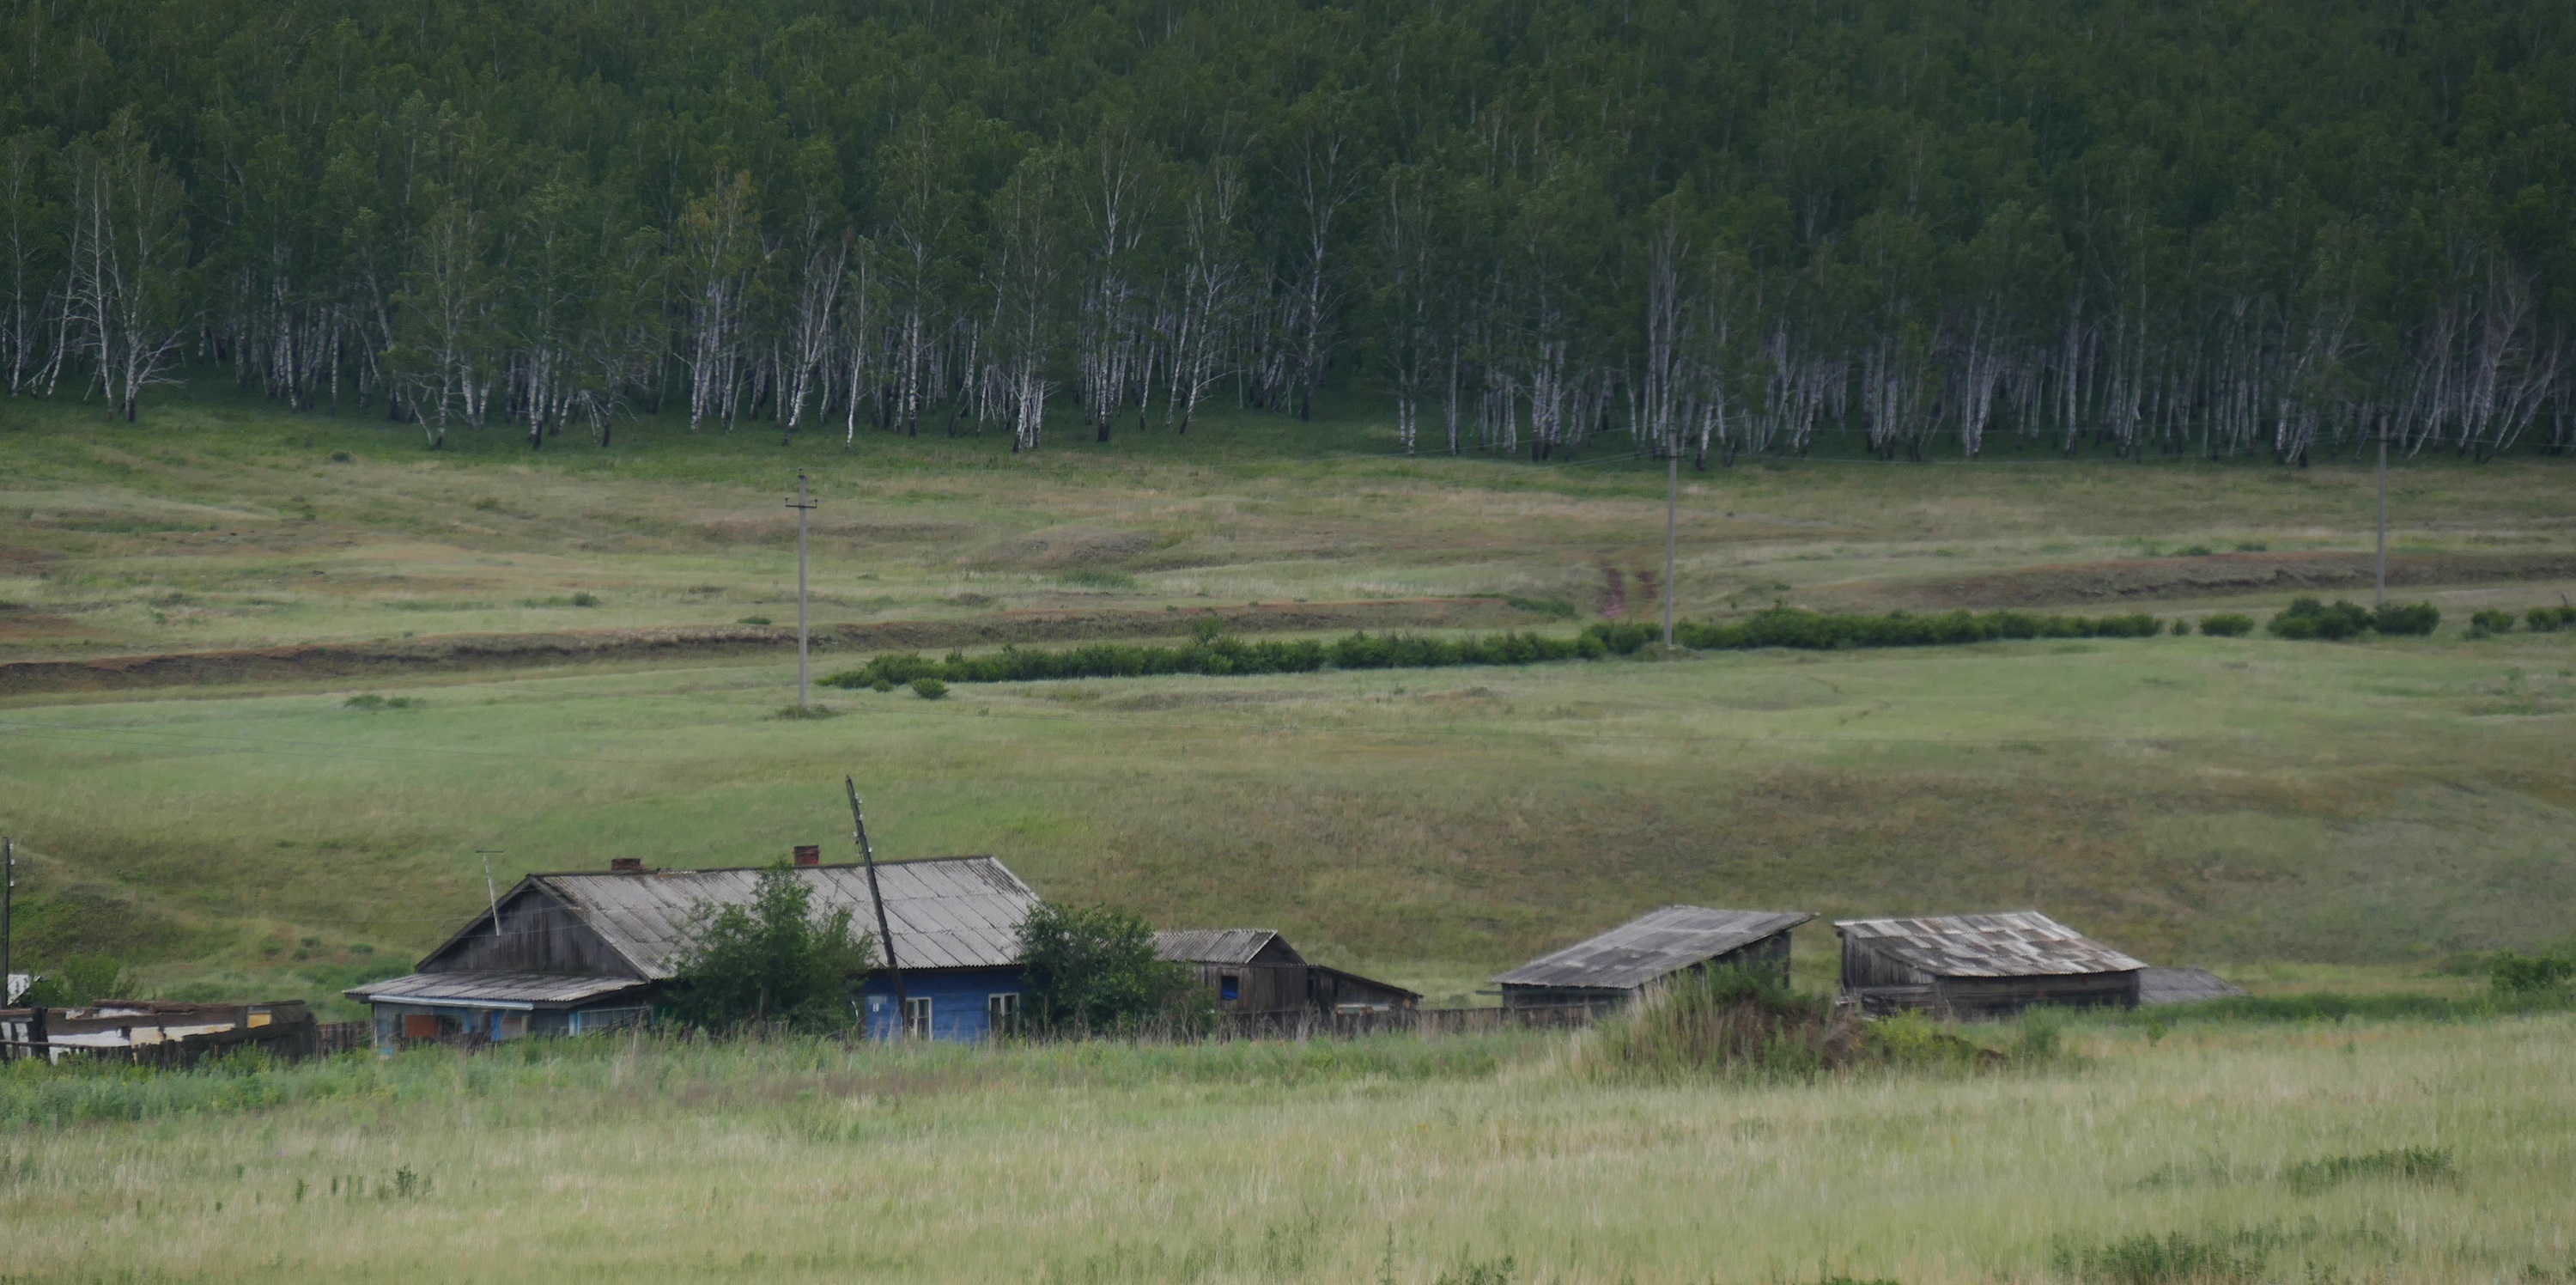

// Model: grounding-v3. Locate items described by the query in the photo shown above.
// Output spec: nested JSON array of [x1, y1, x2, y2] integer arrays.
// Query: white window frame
[[987, 992, 1021, 1034], [902, 996, 933, 1038]]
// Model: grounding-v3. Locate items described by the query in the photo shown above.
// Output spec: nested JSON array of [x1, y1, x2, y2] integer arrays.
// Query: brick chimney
[[609, 857, 644, 873], [793, 845, 821, 868]]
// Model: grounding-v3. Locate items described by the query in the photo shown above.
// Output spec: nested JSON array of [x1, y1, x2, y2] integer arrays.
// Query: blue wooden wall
[[859, 968, 1028, 1041]]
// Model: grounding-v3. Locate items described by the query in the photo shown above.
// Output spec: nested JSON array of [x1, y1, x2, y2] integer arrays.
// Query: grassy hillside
[[3, 1014, 2569, 1283], [2, 389, 2573, 1008]]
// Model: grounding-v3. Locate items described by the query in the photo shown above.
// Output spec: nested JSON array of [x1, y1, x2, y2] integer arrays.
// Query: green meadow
[[3, 387, 2574, 1283]]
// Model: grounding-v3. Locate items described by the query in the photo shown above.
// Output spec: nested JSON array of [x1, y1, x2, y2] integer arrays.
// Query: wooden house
[[1835, 911, 2145, 1018], [1494, 905, 1815, 1011], [348, 855, 1042, 1046], [1152, 929, 1419, 1014]]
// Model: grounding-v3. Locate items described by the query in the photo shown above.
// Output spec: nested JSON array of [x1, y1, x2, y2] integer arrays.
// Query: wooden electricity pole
[[476, 849, 505, 940], [845, 778, 908, 1036], [3, 837, 13, 1004], [787, 471, 819, 709]]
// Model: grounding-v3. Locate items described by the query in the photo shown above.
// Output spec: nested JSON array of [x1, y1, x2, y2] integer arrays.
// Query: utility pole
[[476, 849, 504, 941], [3, 837, 14, 1004], [787, 471, 819, 709], [845, 778, 908, 1037], [1662, 438, 1679, 649], [2375, 422, 2389, 610]]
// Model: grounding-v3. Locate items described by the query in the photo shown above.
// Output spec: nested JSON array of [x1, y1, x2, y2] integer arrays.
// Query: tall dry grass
[[2, 1014, 2569, 1282]]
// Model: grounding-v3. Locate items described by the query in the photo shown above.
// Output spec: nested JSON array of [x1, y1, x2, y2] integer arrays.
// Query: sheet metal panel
[[347, 971, 652, 1006], [1154, 929, 1284, 966], [2138, 967, 2247, 1005], [1493, 906, 1816, 990], [1833, 911, 2146, 977]]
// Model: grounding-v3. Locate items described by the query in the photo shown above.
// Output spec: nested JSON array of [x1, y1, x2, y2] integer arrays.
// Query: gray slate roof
[[1494, 906, 1816, 990], [348, 971, 653, 1008], [520, 856, 1040, 978], [1835, 911, 2146, 977], [2138, 966, 2247, 1005], [1154, 929, 1297, 965]]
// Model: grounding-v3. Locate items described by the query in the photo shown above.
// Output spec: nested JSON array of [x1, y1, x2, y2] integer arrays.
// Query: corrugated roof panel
[[2138, 967, 2246, 1005], [1493, 906, 1816, 990], [1154, 929, 1281, 965], [526, 857, 1041, 977], [1833, 911, 2146, 977], [347, 972, 653, 1006]]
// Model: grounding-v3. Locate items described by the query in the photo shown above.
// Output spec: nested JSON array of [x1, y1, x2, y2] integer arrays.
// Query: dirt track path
[[0, 596, 1548, 696]]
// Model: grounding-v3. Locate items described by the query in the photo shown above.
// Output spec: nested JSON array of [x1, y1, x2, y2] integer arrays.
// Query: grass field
[[3, 386, 2574, 1009], [3, 1012, 2572, 1283]]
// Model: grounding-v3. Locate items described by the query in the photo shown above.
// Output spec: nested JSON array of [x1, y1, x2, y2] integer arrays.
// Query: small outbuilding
[[1493, 905, 1816, 1012], [2138, 966, 2246, 1006], [1152, 929, 1419, 1014], [1835, 910, 2145, 1018], [349, 855, 1043, 1046]]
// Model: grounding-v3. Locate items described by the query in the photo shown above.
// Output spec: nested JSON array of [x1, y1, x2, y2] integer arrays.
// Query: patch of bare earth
[[0, 596, 1547, 695]]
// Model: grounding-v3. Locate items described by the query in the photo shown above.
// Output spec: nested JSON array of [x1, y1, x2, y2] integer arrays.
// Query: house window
[[902, 996, 933, 1038], [400, 1013, 440, 1039], [1219, 973, 1240, 1003], [987, 992, 1020, 1035]]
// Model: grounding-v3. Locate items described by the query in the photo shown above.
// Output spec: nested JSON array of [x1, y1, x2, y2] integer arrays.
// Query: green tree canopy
[[662, 864, 877, 1032], [1015, 902, 1201, 1033]]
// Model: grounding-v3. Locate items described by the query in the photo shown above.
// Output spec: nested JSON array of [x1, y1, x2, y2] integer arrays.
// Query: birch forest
[[3, 0, 2573, 463]]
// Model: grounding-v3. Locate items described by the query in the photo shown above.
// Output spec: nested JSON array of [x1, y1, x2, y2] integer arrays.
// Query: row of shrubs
[[2470, 603, 2576, 638], [821, 607, 2181, 689], [2264, 597, 2439, 640]]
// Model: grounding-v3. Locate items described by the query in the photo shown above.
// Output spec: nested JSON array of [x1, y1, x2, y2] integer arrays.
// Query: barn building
[[1835, 910, 2146, 1018], [348, 855, 1042, 1046], [1152, 929, 1419, 1014], [1493, 905, 1815, 1012]]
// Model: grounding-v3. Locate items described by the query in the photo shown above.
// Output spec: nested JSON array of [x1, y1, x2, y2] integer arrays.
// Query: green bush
[[2468, 609, 2518, 638], [816, 607, 2181, 691], [2267, 597, 2373, 640], [17, 955, 134, 1008], [661, 863, 877, 1032], [2372, 601, 2439, 636], [2198, 613, 2256, 637], [2526, 605, 2576, 633], [1015, 903, 1204, 1034], [910, 678, 948, 700], [2490, 948, 2576, 995]]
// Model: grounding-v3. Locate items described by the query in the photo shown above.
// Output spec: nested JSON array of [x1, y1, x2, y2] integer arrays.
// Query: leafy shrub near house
[[2198, 613, 2256, 636], [2468, 609, 2518, 637], [2527, 604, 2576, 632], [1015, 903, 1205, 1034], [2267, 598, 2374, 640], [663, 863, 877, 1032]]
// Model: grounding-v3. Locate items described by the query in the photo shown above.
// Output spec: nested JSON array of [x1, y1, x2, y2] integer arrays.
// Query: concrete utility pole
[[1662, 440, 1679, 649], [2375, 424, 2389, 610], [787, 471, 819, 709]]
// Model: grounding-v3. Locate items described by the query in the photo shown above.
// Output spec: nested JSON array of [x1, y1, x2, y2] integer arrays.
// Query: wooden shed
[[1494, 905, 1815, 1012], [1152, 929, 1419, 1014], [1835, 911, 2145, 1018], [349, 855, 1043, 1045]]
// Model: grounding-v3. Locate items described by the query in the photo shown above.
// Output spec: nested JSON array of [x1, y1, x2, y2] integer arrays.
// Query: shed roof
[[1493, 905, 1816, 990], [1834, 911, 2146, 977], [349, 971, 653, 1008], [1153, 929, 1300, 966], [2138, 966, 2247, 1005], [423, 856, 1042, 979]]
